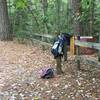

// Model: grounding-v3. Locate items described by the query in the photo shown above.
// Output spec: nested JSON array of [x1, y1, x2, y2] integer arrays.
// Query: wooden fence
[[30, 33, 54, 47], [75, 35, 100, 70], [31, 33, 100, 71]]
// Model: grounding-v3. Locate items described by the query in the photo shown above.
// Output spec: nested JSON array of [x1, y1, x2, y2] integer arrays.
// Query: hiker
[[51, 33, 66, 74], [51, 32, 72, 74]]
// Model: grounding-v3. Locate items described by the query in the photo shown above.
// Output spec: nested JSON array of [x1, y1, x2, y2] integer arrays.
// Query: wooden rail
[[75, 40, 100, 50], [32, 38, 52, 46], [31, 33, 54, 45], [32, 33, 54, 39], [76, 56, 100, 69]]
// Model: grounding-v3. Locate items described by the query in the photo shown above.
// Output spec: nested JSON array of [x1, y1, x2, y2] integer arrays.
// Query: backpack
[[51, 35, 65, 58], [40, 68, 54, 79]]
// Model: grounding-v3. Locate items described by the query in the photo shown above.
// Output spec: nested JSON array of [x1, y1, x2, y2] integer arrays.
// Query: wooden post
[[98, 34, 100, 62], [76, 35, 81, 70], [70, 36, 75, 55], [56, 56, 63, 74], [63, 40, 67, 61]]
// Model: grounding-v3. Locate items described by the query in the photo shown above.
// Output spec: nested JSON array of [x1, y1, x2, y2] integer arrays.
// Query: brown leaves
[[0, 41, 100, 99]]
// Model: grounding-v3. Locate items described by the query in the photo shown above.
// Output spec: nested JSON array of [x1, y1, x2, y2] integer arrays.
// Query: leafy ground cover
[[0, 41, 100, 100]]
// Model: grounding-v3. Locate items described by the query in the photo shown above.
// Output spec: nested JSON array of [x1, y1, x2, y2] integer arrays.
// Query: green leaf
[[15, 0, 27, 9]]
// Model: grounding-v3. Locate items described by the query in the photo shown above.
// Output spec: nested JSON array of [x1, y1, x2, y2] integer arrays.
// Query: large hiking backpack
[[51, 35, 65, 58]]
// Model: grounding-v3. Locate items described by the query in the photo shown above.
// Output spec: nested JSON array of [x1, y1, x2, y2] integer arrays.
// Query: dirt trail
[[0, 41, 53, 90], [0, 41, 100, 100]]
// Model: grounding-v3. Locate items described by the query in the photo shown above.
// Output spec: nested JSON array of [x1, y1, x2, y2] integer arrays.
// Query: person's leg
[[63, 41, 67, 61], [56, 56, 63, 74]]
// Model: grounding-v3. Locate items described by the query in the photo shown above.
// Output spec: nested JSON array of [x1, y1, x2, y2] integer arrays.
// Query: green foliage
[[7, 0, 100, 41], [14, 0, 27, 9]]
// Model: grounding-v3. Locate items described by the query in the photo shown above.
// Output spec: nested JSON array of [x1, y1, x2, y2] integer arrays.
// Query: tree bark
[[72, 0, 83, 35], [40, 0, 48, 34], [89, 0, 95, 35], [40, 0, 48, 50], [56, 0, 61, 34], [0, 0, 13, 40], [67, 0, 72, 32]]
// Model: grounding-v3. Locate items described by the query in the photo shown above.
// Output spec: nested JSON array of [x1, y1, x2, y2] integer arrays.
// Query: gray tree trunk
[[0, 0, 12, 40], [72, 0, 83, 35], [89, 0, 95, 35], [40, 0, 48, 50], [56, 0, 61, 34], [40, 0, 48, 34]]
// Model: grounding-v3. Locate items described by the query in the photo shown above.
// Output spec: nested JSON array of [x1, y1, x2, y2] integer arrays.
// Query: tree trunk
[[67, 0, 73, 32], [56, 0, 61, 34], [72, 0, 83, 35], [0, 0, 13, 40], [89, 0, 95, 35], [40, 0, 48, 34], [40, 0, 48, 50]]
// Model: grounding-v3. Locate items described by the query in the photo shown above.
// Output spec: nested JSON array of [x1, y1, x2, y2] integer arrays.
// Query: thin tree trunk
[[0, 0, 13, 40], [72, 0, 82, 70], [40, 0, 48, 34], [89, 0, 95, 35], [40, 0, 48, 50], [68, 0, 72, 32], [56, 0, 61, 34]]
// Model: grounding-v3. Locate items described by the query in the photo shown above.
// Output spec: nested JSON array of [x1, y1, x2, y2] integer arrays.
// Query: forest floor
[[0, 41, 100, 100]]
